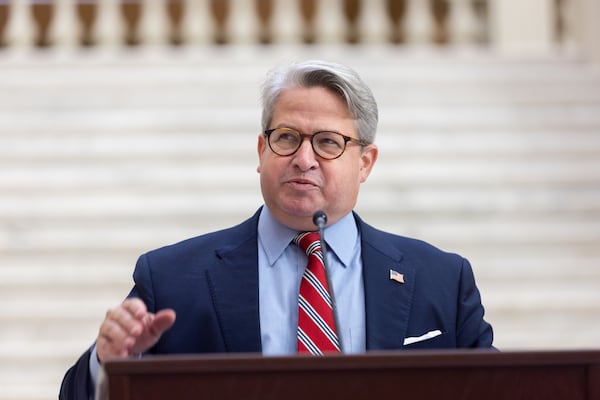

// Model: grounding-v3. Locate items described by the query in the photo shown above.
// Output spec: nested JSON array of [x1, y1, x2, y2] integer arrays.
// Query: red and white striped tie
[[294, 232, 340, 354]]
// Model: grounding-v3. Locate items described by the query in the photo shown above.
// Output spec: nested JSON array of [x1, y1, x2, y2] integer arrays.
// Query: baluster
[[386, 0, 407, 44], [343, 0, 361, 43], [167, 0, 185, 45], [554, 0, 565, 43], [76, 0, 97, 46], [430, 0, 450, 44], [121, 0, 143, 45], [471, 0, 488, 43], [0, 0, 9, 47], [299, 0, 317, 43], [256, 0, 273, 44], [210, 0, 229, 44], [31, 0, 55, 47]]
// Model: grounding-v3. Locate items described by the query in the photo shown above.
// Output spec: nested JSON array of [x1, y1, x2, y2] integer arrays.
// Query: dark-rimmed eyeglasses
[[264, 127, 368, 160]]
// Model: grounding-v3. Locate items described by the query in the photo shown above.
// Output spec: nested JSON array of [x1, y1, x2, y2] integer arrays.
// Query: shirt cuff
[[89, 344, 101, 390]]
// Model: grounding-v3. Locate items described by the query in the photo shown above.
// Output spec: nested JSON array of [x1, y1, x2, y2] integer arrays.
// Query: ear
[[358, 144, 378, 183], [257, 134, 267, 173]]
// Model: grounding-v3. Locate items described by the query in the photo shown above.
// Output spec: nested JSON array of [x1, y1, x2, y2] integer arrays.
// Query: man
[[60, 60, 493, 399]]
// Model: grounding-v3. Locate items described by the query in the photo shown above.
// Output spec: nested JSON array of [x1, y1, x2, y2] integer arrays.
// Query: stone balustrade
[[0, 0, 585, 55]]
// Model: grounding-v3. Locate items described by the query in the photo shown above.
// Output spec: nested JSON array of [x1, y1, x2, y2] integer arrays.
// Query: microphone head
[[312, 210, 327, 228]]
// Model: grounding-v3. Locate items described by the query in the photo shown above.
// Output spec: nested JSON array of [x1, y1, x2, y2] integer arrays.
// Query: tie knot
[[293, 232, 321, 256]]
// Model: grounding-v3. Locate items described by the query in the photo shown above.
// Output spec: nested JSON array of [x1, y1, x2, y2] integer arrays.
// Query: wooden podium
[[100, 350, 600, 400]]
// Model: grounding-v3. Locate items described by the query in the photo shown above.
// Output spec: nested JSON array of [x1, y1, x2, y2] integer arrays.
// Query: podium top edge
[[103, 349, 600, 375]]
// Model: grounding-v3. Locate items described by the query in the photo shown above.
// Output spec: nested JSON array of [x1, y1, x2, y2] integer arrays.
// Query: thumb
[[147, 309, 176, 337]]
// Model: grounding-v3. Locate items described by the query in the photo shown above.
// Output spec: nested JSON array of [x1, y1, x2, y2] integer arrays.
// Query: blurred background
[[1, 0, 599, 398]]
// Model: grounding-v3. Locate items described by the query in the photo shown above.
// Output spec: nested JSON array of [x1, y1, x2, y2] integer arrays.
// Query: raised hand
[[95, 298, 176, 363]]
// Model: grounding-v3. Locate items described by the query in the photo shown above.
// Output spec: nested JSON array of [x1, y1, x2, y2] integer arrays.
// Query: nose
[[292, 137, 319, 171]]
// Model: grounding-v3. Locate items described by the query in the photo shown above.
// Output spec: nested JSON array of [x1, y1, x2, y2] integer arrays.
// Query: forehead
[[272, 86, 353, 121]]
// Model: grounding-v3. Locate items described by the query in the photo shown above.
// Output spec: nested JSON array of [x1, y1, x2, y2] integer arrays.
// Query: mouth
[[286, 178, 319, 190]]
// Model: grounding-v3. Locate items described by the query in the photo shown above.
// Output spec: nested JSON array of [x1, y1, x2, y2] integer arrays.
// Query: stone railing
[[1, 0, 599, 66], [0, 1, 567, 47], [0, 0, 485, 46]]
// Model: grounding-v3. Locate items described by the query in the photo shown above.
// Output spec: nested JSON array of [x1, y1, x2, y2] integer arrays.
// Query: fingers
[[97, 302, 143, 362], [97, 318, 130, 359], [119, 298, 148, 336], [96, 298, 176, 363]]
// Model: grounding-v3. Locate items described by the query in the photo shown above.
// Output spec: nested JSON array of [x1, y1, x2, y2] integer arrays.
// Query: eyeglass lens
[[268, 128, 346, 159]]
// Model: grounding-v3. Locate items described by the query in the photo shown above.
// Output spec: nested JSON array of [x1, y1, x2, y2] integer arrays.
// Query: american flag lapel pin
[[389, 269, 405, 284]]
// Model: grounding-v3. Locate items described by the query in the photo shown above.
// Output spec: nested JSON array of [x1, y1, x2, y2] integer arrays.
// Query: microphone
[[312, 210, 327, 229], [312, 210, 343, 352]]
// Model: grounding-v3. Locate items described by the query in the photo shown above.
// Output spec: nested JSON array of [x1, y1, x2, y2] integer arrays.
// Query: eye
[[273, 129, 299, 143], [315, 132, 344, 149]]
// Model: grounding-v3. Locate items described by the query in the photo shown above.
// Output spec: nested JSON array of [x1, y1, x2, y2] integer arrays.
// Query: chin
[[279, 197, 319, 215], [276, 206, 320, 230]]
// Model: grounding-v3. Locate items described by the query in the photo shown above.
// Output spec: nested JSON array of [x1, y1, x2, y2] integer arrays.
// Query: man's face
[[257, 86, 378, 231]]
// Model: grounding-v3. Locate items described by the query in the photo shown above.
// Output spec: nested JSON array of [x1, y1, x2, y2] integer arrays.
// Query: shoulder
[[354, 213, 467, 273], [139, 209, 260, 266], [356, 214, 461, 258]]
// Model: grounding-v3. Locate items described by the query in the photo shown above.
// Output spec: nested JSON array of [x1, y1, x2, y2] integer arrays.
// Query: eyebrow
[[273, 125, 344, 135]]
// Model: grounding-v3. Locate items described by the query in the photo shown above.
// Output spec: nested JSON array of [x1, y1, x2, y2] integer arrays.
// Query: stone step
[[1, 281, 598, 356], [3, 251, 599, 315], [486, 310, 600, 350], [2, 129, 600, 162], [1, 214, 599, 247], [0, 189, 600, 223], [3, 254, 599, 283], [2, 103, 600, 133], [0, 363, 71, 400], [2, 274, 598, 312], [5, 282, 597, 323], [0, 46, 596, 83], [1, 156, 599, 194], [3, 73, 599, 108]]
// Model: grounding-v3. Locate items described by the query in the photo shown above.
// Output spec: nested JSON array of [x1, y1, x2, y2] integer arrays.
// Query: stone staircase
[[1, 44, 600, 399]]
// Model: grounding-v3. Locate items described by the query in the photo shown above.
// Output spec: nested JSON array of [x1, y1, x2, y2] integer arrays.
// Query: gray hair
[[261, 60, 378, 144]]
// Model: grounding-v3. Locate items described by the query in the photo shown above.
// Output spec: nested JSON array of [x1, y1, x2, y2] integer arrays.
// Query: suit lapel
[[205, 215, 262, 353], [358, 217, 416, 350]]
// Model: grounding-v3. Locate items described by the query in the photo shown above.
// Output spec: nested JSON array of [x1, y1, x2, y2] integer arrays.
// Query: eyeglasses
[[264, 127, 368, 160]]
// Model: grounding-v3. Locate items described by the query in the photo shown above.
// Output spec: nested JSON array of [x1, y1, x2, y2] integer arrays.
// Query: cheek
[[324, 164, 361, 196], [259, 160, 274, 183], [259, 157, 284, 189]]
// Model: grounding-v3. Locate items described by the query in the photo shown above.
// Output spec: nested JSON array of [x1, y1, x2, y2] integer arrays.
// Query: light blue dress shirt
[[258, 206, 366, 355]]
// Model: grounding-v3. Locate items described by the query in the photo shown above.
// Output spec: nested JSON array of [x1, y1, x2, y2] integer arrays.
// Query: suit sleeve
[[59, 346, 94, 400], [456, 258, 494, 348], [59, 255, 152, 399]]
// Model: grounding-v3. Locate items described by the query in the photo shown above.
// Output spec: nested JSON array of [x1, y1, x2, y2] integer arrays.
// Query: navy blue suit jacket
[[60, 209, 493, 399]]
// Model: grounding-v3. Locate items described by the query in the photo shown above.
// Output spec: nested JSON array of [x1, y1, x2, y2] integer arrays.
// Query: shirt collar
[[258, 206, 359, 268]]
